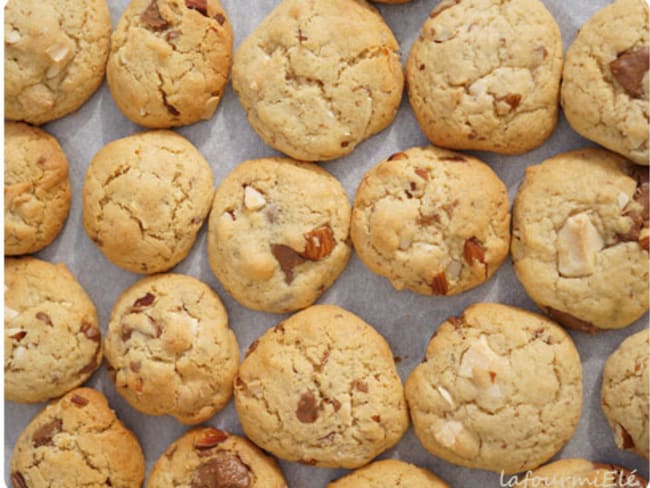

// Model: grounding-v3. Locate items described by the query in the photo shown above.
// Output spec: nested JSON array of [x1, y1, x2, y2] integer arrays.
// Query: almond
[[431, 272, 448, 295], [194, 428, 229, 449], [301, 227, 335, 260]]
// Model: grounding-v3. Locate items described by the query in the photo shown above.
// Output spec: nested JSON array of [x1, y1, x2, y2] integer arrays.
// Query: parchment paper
[[5, 0, 649, 486]]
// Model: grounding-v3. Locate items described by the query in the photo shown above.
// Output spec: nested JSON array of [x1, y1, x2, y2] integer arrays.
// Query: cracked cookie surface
[[107, 0, 233, 128], [351, 146, 510, 296], [5, 122, 71, 256], [5, 257, 102, 403], [601, 328, 649, 459], [562, 0, 649, 166], [511, 149, 649, 331], [82, 130, 214, 274], [232, 0, 404, 161], [10, 387, 145, 488], [207, 158, 351, 313], [147, 427, 287, 487], [406, 0, 562, 155], [103, 273, 239, 424], [405, 303, 583, 474], [4, 0, 111, 125], [234, 304, 409, 468], [327, 459, 449, 487], [516, 458, 648, 487]]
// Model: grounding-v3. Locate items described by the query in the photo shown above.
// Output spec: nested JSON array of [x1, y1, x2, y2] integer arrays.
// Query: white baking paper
[[5, 0, 649, 486]]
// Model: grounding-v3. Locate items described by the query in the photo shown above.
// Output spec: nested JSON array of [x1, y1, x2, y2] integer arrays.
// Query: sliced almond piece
[[437, 386, 454, 407], [557, 213, 604, 277]]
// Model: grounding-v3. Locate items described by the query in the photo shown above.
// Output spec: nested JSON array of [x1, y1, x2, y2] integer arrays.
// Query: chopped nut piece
[[388, 152, 408, 161], [296, 391, 318, 423], [437, 386, 454, 407], [194, 428, 229, 449], [301, 227, 335, 260], [36, 312, 53, 326], [71, 394, 89, 406], [557, 213, 604, 277], [185, 0, 207, 15], [8, 329, 26, 341], [617, 191, 630, 209], [431, 272, 448, 295], [243, 186, 266, 210]]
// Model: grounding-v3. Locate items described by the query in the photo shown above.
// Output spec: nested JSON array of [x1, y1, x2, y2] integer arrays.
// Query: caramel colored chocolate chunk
[[296, 391, 319, 423], [141, 0, 169, 31], [610, 47, 649, 98], [544, 307, 600, 334], [271, 244, 306, 284], [185, 0, 207, 15], [32, 418, 62, 447], [192, 452, 251, 488]]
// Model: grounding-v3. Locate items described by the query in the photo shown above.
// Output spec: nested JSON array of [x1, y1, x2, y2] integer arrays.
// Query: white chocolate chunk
[[437, 386, 455, 407], [244, 186, 266, 211], [617, 191, 630, 209], [5, 30, 20, 44], [46, 44, 70, 63], [459, 335, 504, 379], [445, 260, 463, 281], [557, 213, 604, 278], [434, 419, 464, 448]]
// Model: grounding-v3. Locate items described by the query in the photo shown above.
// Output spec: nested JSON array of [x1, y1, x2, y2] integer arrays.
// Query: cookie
[[103, 273, 239, 424], [82, 130, 214, 274], [4, 0, 111, 125], [327, 459, 449, 487], [511, 149, 649, 331], [232, 0, 404, 161], [147, 427, 287, 487], [516, 458, 648, 488], [405, 303, 583, 474], [10, 387, 145, 488], [234, 304, 409, 468], [406, 0, 563, 154], [562, 0, 649, 166], [5, 258, 102, 403], [602, 328, 649, 459], [5, 122, 71, 256], [207, 158, 351, 313], [351, 146, 510, 296], [107, 0, 233, 128]]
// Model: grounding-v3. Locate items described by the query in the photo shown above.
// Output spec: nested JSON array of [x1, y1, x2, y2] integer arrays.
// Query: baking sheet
[[4, 0, 649, 485]]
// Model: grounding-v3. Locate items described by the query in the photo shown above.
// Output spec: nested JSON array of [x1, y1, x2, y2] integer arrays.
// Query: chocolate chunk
[[121, 325, 133, 341], [185, 0, 207, 15], [447, 316, 463, 328], [191, 452, 251, 488], [271, 244, 306, 284], [610, 47, 649, 98], [35, 312, 52, 326], [544, 307, 600, 334], [618, 171, 649, 244], [619, 424, 636, 449], [353, 380, 369, 393], [430, 272, 449, 295], [81, 321, 100, 341], [132, 292, 155, 311], [78, 351, 99, 374], [214, 13, 226, 25], [324, 397, 341, 411], [129, 361, 141, 372], [11, 472, 27, 488], [296, 391, 319, 423], [71, 394, 89, 406], [32, 418, 62, 447], [439, 155, 466, 162], [496, 93, 521, 111], [194, 428, 229, 450], [9, 330, 26, 340], [141, 0, 169, 31], [340, 141, 349, 148], [372, 414, 381, 422]]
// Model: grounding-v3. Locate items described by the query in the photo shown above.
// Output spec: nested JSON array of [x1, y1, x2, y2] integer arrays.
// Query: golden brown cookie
[[562, 0, 649, 165], [234, 304, 409, 468], [232, 0, 404, 161], [103, 274, 239, 424], [207, 158, 351, 313], [512, 149, 649, 331], [602, 328, 649, 459], [5, 122, 71, 256], [107, 0, 233, 128], [10, 388, 145, 488], [82, 130, 214, 274], [4, 0, 111, 125], [351, 146, 510, 296], [407, 0, 563, 154], [327, 459, 449, 487], [405, 303, 583, 474], [147, 427, 287, 487], [5, 258, 102, 403]]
